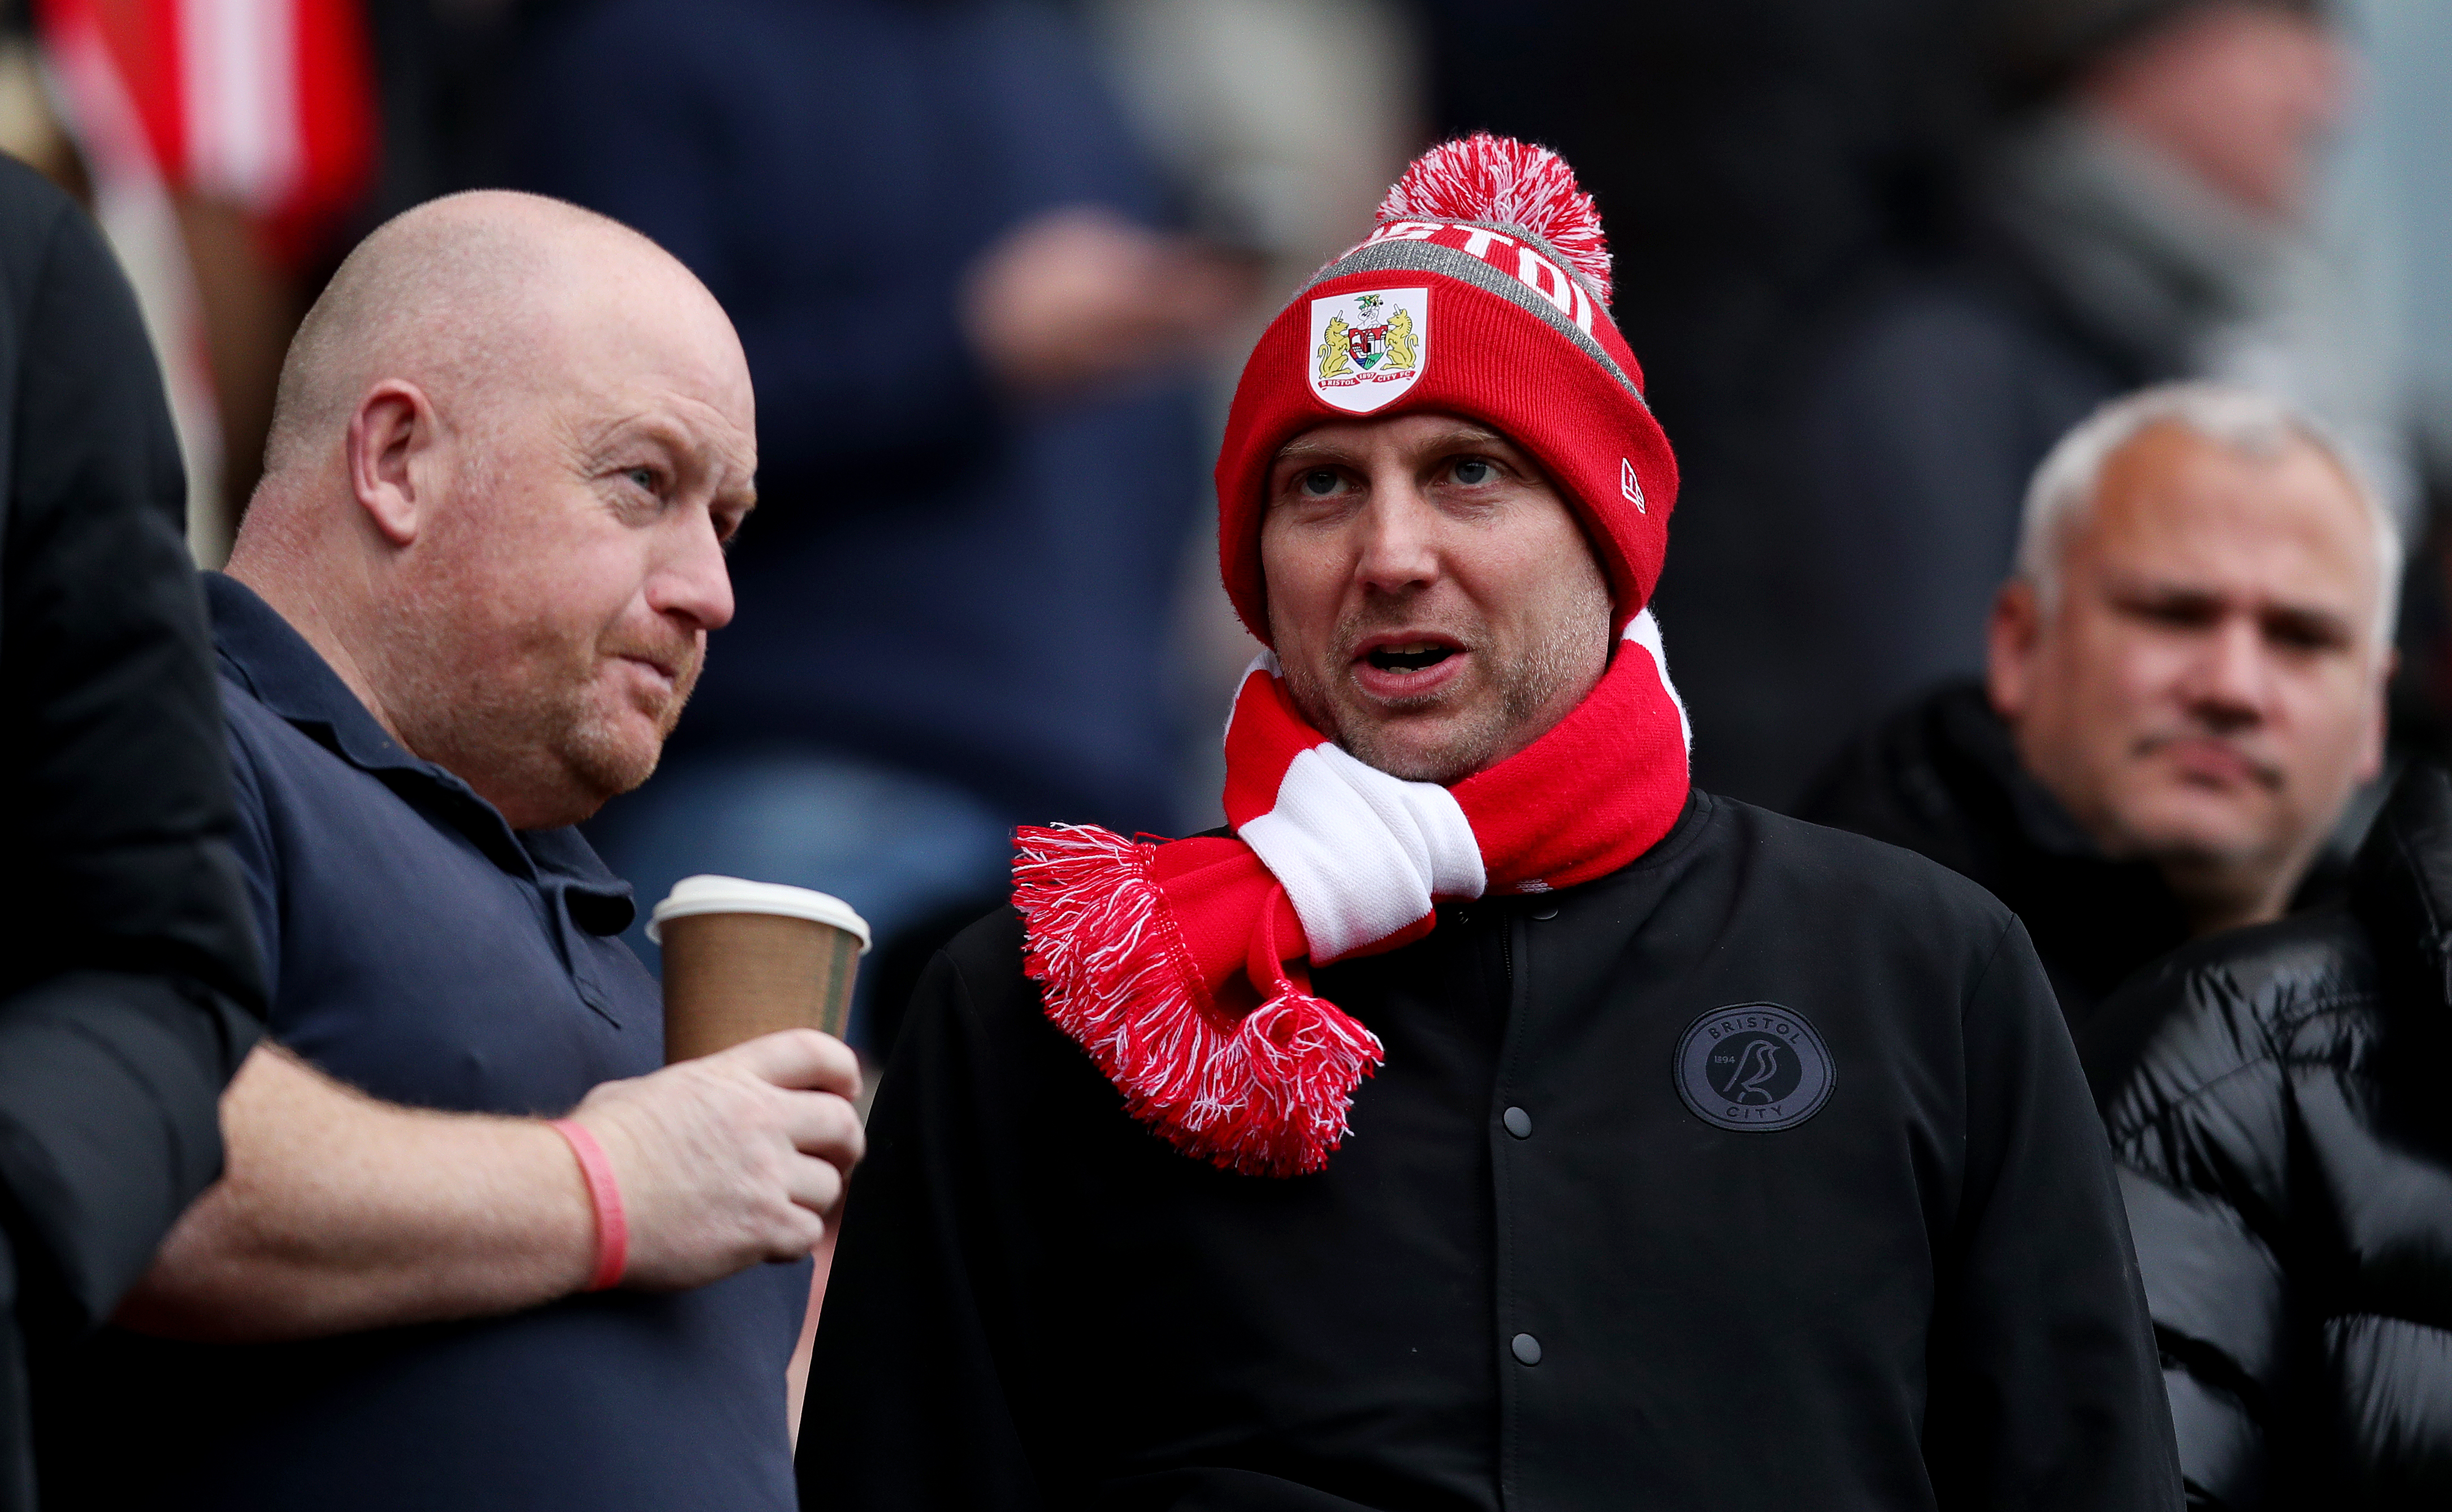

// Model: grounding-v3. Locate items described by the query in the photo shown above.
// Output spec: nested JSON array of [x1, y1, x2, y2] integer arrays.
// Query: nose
[[646, 510, 735, 632], [1351, 483, 1441, 597], [2180, 615, 2268, 733]]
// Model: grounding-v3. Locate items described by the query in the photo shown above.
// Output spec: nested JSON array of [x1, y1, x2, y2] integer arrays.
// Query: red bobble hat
[[1010, 136, 1696, 1178], [1213, 132, 1679, 640]]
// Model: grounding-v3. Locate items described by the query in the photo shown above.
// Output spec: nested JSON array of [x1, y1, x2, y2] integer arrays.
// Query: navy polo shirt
[[47, 575, 809, 1511]]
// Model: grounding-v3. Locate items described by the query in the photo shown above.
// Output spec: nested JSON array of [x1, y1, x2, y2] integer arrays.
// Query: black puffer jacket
[[2082, 762, 2452, 1509], [1798, 681, 2193, 1029]]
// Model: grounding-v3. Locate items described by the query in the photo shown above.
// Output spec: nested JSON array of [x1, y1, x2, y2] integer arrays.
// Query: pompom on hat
[[1214, 133, 1678, 640]]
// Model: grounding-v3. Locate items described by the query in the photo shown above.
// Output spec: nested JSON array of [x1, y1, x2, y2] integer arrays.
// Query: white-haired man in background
[[1802, 381, 2398, 1028]]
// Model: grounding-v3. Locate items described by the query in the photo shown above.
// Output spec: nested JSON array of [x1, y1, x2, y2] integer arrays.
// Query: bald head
[[262, 191, 730, 482], [232, 189, 757, 831]]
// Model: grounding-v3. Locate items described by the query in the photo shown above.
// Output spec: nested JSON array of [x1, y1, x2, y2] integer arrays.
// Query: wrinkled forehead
[[2083, 423, 2381, 600]]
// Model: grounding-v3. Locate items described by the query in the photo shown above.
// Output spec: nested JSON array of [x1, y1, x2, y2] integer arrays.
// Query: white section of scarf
[[1622, 608, 1690, 753], [1238, 742, 1485, 964], [1233, 609, 1683, 962]]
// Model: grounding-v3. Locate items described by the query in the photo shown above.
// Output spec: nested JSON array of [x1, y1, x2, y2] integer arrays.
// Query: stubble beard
[[2044, 723, 2303, 932], [2111, 770, 2302, 930], [1281, 585, 1610, 787], [393, 631, 703, 826], [556, 640, 704, 800], [377, 536, 705, 828]]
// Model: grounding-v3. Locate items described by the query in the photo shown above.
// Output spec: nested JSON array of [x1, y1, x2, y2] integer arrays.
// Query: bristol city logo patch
[[1674, 1004, 1834, 1132], [1309, 287, 1427, 414]]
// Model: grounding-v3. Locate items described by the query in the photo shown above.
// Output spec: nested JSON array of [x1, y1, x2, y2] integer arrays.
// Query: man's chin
[[567, 707, 671, 800], [1337, 716, 1504, 786], [2103, 789, 2281, 870]]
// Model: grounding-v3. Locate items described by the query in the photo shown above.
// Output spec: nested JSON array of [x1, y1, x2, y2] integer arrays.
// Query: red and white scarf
[[1013, 610, 1690, 1177]]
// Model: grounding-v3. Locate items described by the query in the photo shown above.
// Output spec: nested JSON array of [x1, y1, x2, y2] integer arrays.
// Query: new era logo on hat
[[1308, 287, 1427, 414]]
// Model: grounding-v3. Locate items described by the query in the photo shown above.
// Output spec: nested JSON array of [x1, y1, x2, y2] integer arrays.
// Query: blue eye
[[1453, 458, 1496, 486], [1301, 469, 1341, 497], [626, 467, 659, 493]]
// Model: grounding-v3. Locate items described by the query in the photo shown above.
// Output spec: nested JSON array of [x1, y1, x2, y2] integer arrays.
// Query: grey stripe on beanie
[[1300, 228, 1649, 410]]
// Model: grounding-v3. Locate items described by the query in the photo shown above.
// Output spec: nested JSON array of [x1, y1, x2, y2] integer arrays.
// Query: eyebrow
[[2111, 578, 2361, 635], [596, 414, 756, 501], [1271, 426, 1514, 467]]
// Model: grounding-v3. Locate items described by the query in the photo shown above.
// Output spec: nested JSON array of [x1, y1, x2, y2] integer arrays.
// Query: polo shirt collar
[[208, 571, 432, 777], [203, 571, 638, 935]]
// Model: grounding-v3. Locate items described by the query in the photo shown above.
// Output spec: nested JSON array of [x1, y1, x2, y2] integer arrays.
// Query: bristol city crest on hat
[[1309, 287, 1427, 414]]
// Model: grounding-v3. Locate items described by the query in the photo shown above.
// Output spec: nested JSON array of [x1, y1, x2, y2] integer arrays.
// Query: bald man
[[34, 193, 859, 1512]]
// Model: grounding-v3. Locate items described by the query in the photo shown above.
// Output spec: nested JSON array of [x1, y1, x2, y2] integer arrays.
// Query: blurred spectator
[[33, 0, 380, 562], [504, 0, 1254, 1052], [1411, 0, 1985, 804], [2324, 0, 2452, 770], [1085, 0, 1418, 285], [2084, 757, 2452, 1506], [1784, 0, 2405, 796], [38, 193, 860, 1512], [1082, 0, 1422, 828], [1801, 384, 2395, 1027], [0, 156, 265, 1505], [2343, 0, 2452, 480]]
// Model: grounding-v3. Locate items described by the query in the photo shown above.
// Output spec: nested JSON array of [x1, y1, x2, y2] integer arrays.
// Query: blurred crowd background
[[3, 0, 2445, 1049]]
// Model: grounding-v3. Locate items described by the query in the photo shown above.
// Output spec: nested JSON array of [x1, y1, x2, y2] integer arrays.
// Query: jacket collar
[[2350, 761, 2452, 1015], [1937, 683, 2107, 861], [203, 572, 637, 935]]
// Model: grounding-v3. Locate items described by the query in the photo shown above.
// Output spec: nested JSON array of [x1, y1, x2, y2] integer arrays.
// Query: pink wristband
[[550, 1119, 628, 1292]]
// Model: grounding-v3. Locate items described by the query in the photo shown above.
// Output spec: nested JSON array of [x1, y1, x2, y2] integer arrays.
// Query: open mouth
[[1362, 641, 1460, 673]]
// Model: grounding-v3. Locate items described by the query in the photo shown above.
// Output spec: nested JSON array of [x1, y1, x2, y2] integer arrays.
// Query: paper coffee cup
[[648, 876, 871, 1062]]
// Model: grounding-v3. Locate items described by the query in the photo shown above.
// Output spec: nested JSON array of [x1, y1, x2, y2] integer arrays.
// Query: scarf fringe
[[1013, 824, 1385, 1178]]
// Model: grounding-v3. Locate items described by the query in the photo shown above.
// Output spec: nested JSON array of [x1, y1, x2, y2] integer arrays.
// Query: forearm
[[116, 1044, 594, 1341]]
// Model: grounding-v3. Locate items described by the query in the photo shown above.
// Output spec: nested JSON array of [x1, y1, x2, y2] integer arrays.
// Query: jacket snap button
[[1502, 1106, 1533, 1139], [1531, 905, 1559, 921], [1511, 1332, 1543, 1366]]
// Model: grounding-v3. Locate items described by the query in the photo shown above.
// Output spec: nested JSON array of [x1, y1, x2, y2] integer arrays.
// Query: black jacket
[[2082, 762, 2452, 1508], [0, 159, 266, 1504], [800, 792, 2181, 1510], [1797, 680, 2193, 1029]]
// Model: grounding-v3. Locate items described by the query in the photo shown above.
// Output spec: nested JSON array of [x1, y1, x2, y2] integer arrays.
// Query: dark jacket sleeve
[[1923, 917, 2183, 1511], [797, 938, 1041, 1511], [2086, 960, 2292, 1511], [0, 161, 266, 1338]]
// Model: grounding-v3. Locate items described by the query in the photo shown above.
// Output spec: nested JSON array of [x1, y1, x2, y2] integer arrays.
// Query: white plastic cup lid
[[646, 875, 872, 952]]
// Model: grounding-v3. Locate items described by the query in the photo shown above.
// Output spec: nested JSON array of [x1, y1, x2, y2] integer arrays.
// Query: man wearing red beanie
[[800, 137, 2181, 1511]]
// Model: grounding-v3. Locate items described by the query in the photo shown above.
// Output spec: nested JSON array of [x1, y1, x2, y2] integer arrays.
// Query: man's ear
[[346, 380, 440, 547], [2357, 645, 2399, 784], [1987, 579, 2041, 721]]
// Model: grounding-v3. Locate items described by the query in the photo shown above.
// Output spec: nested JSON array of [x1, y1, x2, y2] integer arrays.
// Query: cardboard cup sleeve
[[648, 876, 872, 1063]]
